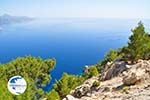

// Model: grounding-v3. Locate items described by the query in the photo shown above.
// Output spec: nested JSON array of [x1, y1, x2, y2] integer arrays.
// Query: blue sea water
[[0, 18, 150, 91]]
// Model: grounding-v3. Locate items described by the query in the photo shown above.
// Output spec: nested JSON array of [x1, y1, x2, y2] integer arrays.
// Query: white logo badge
[[7, 76, 27, 95]]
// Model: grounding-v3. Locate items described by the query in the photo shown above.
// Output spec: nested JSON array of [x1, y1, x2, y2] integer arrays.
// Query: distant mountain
[[0, 14, 34, 26]]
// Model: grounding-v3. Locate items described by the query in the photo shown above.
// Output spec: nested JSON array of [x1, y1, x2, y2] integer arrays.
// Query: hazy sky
[[0, 0, 149, 19]]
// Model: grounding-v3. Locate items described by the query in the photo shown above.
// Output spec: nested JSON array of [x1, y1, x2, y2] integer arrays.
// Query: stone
[[123, 64, 146, 85], [101, 61, 127, 80], [72, 84, 91, 98]]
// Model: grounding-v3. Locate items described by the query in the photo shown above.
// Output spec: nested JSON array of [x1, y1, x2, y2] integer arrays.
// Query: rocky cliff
[[63, 60, 150, 100]]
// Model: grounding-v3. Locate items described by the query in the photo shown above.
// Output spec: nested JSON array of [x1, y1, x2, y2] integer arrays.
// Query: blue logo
[[7, 76, 27, 95]]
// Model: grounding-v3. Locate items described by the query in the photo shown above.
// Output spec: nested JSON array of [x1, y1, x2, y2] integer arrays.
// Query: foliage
[[47, 89, 60, 100], [121, 86, 129, 93], [92, 81, 100, 87], [51, 73, 85, 99], [96, 49, 123, 73], [100, 49, 122, 66], [122, 21, 150, 62], [83, 66, 99, 78], [0, 56, 56, 100], [105, 49, 121, 62]]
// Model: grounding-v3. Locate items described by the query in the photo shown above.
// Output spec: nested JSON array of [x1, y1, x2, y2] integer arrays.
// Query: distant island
[[0, 14, 34, 27]]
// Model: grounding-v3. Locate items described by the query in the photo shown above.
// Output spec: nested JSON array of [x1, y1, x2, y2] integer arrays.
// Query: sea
[[0, 18, 150, 91]]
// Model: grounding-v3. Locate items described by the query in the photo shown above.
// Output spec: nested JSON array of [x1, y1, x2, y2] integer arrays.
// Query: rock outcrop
[[71, 77, 99, 98], [64, 60, 150, 100], [101, 61, 127, 81], [122, 60, 150, 85]]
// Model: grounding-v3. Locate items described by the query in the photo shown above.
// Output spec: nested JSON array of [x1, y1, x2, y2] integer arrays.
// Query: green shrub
[[52, 73, 85, 99], [121, 86, 129, 93], [83, 66, 99, 78], [0, 56, 56, 100], [100, 49, 122, 66], [47, 89, 60, 100], [92, 81, 100, 87]]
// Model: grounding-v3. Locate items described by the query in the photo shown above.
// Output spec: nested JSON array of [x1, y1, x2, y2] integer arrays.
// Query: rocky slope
[[63, 60, 150, 100]]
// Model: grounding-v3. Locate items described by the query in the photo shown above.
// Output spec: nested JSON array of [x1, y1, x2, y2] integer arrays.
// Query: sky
[[0, 0, 150, 19]]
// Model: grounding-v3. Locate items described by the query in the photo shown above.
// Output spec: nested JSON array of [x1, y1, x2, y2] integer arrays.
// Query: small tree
[[52, 73, 84, 99], [47, 90, 60, 100], [100, 49, 122, 66], [84, 66, 99, 78]]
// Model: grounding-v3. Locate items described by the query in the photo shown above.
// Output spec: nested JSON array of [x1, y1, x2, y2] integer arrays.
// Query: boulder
[[122, 61, 148, 85], [72, 84, 91, 98], [101, 61, 127, 80], [71, 77, 98, 98], [123, 73, 140, 85]]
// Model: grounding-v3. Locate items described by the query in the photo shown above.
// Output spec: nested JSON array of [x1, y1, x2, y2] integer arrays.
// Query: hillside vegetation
[[0, 56, 55, 100]]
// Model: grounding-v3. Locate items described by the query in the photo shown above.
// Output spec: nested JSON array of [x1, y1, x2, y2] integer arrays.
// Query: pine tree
[[125, 21, 150, 62], [0, 56, 56, 100], [52, 73, 84, 99]]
